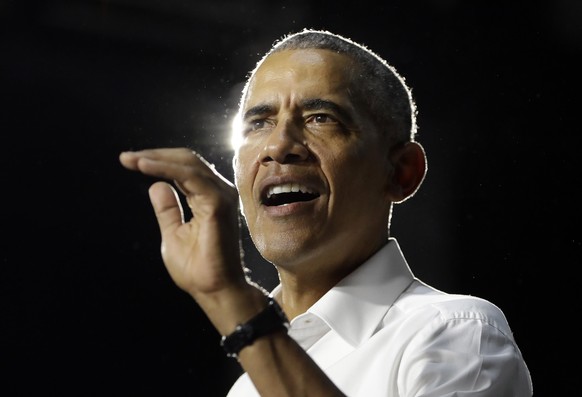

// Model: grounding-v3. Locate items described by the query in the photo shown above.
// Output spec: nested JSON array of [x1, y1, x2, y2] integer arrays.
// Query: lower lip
[[262, 200, 317, 217]]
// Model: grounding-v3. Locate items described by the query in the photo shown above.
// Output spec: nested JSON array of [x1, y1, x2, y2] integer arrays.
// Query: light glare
[[230, 112, 243, 150]]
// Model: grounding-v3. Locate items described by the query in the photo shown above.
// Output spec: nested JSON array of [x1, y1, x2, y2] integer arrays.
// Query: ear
[[386, 141, 427, 203]]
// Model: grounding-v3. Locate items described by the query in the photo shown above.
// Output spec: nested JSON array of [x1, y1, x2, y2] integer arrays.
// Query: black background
[[2, 1, 580, 395]]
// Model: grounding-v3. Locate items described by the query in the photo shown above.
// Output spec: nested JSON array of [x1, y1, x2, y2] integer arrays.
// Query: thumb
[[148, 181, 184, 234]]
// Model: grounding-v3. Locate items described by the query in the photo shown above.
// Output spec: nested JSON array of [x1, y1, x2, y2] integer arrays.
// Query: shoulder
[[389, 280, 515, 340]]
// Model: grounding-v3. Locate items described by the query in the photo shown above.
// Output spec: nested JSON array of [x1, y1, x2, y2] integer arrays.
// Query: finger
[[148, 181, 185, 234], [119, 148, 199, 172], [127, 152, 236, 214], [119, 151, 141, 170], [120, 148, 234, 190], [121, 148, 209, 169]]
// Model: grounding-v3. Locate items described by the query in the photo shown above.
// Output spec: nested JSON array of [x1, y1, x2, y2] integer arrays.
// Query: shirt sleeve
[[398, 303, 533, 397]]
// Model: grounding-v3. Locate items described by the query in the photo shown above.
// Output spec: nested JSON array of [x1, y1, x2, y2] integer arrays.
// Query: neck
[[275, 268, 343, 320], [274, 237, 389, 320]]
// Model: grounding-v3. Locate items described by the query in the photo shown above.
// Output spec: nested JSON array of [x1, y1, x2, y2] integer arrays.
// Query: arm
[[119, 148, 345, 397]]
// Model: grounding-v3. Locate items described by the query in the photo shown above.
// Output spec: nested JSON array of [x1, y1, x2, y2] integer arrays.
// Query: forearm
[[198, 286, 345, 397], [238, 331, 346, 397]]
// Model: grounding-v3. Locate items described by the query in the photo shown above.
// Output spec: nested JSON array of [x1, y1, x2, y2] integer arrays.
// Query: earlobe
[[387, 142, 427, 203]]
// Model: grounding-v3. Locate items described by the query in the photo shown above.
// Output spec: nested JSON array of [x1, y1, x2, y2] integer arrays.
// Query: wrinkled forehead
[[242, 49, 358, 109]]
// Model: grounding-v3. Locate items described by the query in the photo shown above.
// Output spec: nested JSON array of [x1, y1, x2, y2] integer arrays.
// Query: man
[[119, 29, 532, 396]]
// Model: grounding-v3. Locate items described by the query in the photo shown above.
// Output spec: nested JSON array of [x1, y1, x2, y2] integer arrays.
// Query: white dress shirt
[[227, 238, 533, 396]]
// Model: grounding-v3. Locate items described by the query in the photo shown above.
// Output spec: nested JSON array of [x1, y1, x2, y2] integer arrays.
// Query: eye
[[244, 118, 275, 134], [305, 113, 348, 135], [306, 114, 337, 124], [251, 119, 267, 130]]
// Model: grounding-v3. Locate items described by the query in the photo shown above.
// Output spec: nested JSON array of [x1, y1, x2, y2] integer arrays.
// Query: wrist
[[220, 295, 289, 359], [194, 284, 271, 335]]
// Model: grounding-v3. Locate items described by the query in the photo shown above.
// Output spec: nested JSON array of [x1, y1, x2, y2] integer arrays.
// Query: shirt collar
[[272, 238, 415, 348]]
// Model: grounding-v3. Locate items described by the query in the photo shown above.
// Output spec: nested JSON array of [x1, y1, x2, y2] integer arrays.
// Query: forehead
[[243, 49, 356, 109]]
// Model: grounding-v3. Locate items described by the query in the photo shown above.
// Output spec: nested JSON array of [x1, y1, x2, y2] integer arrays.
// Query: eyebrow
[[243, 104, 274, 121], [243, 98, 354, 124]]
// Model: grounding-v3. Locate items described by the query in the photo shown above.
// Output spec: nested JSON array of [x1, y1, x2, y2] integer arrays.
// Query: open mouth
[[262, 183, 320, 206]]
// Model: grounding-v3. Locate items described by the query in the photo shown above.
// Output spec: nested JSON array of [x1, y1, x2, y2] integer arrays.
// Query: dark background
[[2, 1, 580, 395]]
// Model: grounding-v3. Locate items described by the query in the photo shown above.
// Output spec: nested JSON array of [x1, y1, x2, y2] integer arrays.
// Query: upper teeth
[[267, 183, 314, 198]]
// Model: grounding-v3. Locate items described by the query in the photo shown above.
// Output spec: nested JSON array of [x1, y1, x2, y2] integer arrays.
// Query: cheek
[[234, 146, 252, 184], [234, 148, 257, 208], [327, 150, 389, 200]]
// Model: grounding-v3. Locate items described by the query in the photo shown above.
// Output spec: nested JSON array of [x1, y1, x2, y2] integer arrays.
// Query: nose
[[259, 120, 310, 164]]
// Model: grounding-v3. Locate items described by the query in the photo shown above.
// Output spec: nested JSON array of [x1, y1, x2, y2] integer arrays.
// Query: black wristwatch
[[220, 296, 289, 359]]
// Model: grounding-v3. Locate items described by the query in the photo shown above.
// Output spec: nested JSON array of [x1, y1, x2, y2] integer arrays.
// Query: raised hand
[[119, 148, 262, 324]]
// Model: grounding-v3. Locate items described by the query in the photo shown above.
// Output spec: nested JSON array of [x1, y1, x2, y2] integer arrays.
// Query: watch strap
[[220, 296, 289, 358]]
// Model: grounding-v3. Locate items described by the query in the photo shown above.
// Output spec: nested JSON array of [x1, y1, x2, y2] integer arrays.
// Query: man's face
[[234, 49, 394, 275]]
